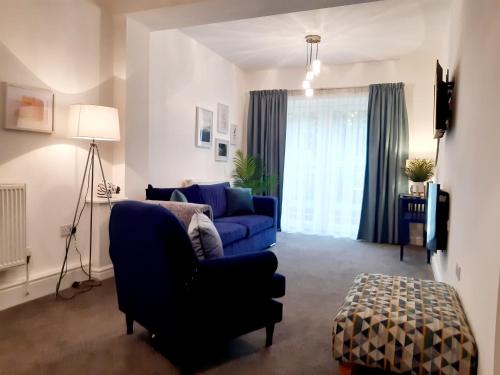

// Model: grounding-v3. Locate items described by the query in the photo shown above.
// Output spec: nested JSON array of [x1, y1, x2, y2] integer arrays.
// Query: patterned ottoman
[[332, 273, 477, 375]]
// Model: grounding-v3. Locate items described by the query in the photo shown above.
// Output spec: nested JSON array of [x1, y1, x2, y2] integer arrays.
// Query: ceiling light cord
[[309, 43, 313, 67]]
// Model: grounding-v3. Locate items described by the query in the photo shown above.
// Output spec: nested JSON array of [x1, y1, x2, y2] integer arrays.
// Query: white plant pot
[[410, 181, 425, 197]]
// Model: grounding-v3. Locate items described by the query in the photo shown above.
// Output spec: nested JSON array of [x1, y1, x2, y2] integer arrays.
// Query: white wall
[[0, 0, 118, 309], [245, 51, 440, 159], [124, 18, 151, 199], [432, 0, 500, 374], [147, 29, 246, 187]]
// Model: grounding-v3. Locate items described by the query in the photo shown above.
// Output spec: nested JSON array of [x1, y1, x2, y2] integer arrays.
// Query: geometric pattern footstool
[[332, 273, 478, 375]]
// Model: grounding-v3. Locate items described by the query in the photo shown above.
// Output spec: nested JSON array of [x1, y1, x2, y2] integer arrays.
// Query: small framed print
[[196, 106, 213, 148], [3, 83, 54, 133], [215, 138, 229, 162], [230, 124, 238, 145], [217, 103, 229, 134]]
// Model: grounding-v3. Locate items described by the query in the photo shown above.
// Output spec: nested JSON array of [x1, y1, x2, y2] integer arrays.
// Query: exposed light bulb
[[305, 70, 314, 81], [302, 80, 311, 89], [305, 88, 314, 97], [312, 59, 321, 75]]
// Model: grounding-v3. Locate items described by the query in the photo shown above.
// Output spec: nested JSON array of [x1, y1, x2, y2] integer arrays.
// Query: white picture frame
[[196, 106, 213, 148], [215, 138, 229, 162], [217, 103, 229, 134], [3, 83, 54, 134], [230, 124, 238, 145]]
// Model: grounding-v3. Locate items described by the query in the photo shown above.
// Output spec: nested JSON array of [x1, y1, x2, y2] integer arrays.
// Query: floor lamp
[[56, 104, 120, 298]]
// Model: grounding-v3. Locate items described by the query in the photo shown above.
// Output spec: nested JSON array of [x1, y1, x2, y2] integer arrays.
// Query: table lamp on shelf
[[56, 104, 120, 297]]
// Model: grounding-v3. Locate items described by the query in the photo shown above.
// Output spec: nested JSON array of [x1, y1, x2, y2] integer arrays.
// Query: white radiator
[[0, 184, 27, 271]]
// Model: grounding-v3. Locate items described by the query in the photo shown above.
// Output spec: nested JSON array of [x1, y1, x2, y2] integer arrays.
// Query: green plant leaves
[[403, 158, 434, 182], [232, 150, 276, 195]]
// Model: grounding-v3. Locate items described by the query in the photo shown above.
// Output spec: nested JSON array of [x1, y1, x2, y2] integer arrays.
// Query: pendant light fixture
[[302, 34, 321, 97]]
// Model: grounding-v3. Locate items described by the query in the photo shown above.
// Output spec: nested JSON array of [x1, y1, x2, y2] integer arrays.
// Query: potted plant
[[403, 158, 434, 196], [232, 150, 276, 195]]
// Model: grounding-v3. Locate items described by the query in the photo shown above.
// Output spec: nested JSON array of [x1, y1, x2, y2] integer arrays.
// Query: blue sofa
[[109, 201, 285, 365], [146, 182, 277, 256]]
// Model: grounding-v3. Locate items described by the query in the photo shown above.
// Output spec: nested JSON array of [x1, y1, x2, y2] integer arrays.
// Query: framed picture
[[3, 83, 54, 133], [230, 124, 238, 145], [196, 106, 213, 148], [217, 103, 229, 134], [215, 138, 229, 162]]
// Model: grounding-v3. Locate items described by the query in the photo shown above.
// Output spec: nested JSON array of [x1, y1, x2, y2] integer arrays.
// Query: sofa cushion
[[225, 187, 255, 216], [188, 213, 224, 260], [146, 184, 203, 203], [213, 221, 247, 246], [215, 215, 274, 237], [198, 182, 230, 219]]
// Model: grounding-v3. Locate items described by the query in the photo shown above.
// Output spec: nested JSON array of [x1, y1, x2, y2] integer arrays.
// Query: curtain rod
[[288, 85, 369, 95]]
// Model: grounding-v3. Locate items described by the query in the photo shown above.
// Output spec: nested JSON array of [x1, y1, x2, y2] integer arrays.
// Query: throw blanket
[[144, 201, 213, 228], [332, 273, 478, 375]]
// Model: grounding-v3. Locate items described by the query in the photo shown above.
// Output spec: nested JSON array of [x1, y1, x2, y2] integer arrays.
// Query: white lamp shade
[[68, 104, 120, 141]]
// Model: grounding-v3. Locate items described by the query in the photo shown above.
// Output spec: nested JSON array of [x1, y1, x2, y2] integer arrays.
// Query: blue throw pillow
[[225, 187, 255, 216], [170, 189, 188, 202]]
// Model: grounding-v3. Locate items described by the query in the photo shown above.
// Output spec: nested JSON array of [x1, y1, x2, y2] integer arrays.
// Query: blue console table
[[398, 194, 428, 263]]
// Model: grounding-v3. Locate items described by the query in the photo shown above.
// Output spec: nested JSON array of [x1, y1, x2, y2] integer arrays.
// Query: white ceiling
[[180, 0, 453, 70]]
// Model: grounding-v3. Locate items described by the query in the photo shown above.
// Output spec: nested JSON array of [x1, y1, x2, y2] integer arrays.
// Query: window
[[281, 87, 368, 238]]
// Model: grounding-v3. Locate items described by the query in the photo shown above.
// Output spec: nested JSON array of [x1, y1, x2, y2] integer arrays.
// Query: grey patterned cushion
[[332, 273, 478, 375], [188, 213, 223, 260]]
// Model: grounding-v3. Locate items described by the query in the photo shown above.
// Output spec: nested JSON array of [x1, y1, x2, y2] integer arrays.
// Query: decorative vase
[[410, 181, 425, 197]]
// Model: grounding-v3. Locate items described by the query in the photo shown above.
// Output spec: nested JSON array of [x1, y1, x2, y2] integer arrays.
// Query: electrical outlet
[[455, 263, 461, 281], [60, 224, 73, 237]]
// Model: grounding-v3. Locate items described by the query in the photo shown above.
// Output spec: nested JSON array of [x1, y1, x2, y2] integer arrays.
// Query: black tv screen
[[426, 183, 449, 253]]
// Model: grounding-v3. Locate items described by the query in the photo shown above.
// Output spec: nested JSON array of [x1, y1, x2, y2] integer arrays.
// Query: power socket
[[60, 224, 73, 237]]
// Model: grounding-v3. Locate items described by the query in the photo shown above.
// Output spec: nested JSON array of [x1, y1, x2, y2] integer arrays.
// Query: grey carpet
[[0, 233, 433, 375]]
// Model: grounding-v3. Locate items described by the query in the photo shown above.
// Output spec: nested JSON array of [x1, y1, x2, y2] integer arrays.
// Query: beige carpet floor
[[0, 233, 433, 375]]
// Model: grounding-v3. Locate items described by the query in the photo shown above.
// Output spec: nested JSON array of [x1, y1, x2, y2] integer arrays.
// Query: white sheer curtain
[[281, 87, 368, 238]]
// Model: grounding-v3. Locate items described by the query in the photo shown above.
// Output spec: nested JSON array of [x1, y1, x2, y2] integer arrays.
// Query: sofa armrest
[[253, 196, 278, 224], [193, 251, 278, 298]]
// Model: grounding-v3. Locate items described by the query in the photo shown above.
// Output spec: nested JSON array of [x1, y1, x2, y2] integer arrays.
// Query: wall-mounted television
[[426, 182, 449, 254], [434, 60, 455, 138]]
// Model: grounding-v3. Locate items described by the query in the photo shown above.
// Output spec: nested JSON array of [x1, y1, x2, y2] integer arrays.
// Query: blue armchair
[[109, 201, 285, 363]]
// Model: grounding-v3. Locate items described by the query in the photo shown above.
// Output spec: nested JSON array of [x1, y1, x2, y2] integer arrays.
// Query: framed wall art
[[3, 83, 54, 134], [217, 103, 229, 134], [196, 106, 213, 148], [215, 138, 229, 162], [230, 124, 238, 145]]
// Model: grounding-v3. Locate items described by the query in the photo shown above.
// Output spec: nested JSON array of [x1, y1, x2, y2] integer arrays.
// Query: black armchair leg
[[126, 314, 134, 335], [265, 324, 275, 347]]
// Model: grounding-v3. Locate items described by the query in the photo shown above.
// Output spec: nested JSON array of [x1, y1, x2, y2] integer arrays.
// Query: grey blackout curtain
[[357, 83, 409, 244], [247, 90, 288, 228]]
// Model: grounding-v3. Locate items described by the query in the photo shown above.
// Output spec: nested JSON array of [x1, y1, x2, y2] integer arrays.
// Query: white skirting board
[[0, 263, 114, 311]]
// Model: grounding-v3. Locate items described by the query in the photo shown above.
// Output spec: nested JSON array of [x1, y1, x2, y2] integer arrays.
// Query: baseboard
[[0, 263, 114, 312]]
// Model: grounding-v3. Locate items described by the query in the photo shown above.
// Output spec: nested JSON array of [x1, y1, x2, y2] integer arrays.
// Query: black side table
[[398, 194, 428, 263]]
